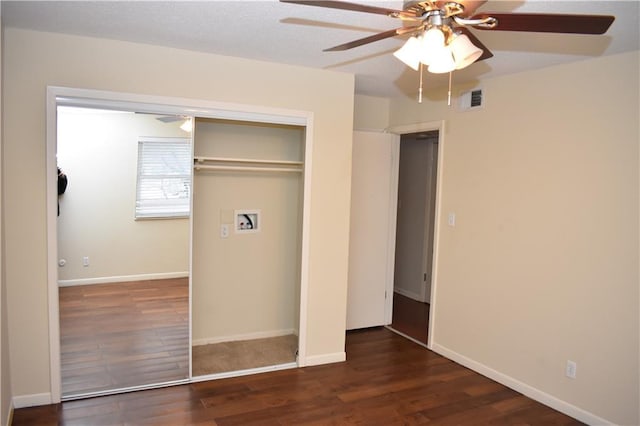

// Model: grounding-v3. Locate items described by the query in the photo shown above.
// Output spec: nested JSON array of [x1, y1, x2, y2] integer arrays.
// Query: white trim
[[12, 393, 52, 409], [296, 118, 314, 368], [45, 89, 61, 404], [54, 88, 308, 126], [428, 121, 446, 349], [384, 134, 400, 325], [5, 400, 13, 426], [386, 121, 443, 135], [57, 272, 189, 287], [192, 329, 297, 346], [386, 120, 445, 350], [432, 344, 613, 426], [188, 127, 196, 381], [304, 351, 346, 366], [191, 362, 297, 383], [47, 86, 314, 400]]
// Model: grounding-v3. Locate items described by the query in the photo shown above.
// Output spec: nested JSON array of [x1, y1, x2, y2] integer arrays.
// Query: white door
[[346, 131, 396, 330]]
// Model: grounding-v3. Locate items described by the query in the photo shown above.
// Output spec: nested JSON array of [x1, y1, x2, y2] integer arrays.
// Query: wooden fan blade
[[436, 0, 487, 17], [470, 13, 615, 34], [457, 27, 493, 61], [324, 28, 404, 51], [280, 0, 416, 18]]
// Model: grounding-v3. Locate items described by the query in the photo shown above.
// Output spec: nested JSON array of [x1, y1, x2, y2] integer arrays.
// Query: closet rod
[[194, 156, 303, 166], [194, 165, 302, 173]]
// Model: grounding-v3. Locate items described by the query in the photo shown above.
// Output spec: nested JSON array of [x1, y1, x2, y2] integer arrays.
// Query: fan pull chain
[[448, 71, 452, 106], [418, 63, 424, 104]]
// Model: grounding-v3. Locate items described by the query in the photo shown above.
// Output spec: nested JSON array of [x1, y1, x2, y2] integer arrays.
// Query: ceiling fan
[[143, 114, 193, 132], [281, 0, 615, 101]]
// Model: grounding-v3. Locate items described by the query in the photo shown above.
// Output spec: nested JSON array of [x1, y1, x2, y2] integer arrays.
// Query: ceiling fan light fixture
[[393, 36, 422, 71], [449, 33, 483, 70], [419, 27, 446, 65], [283, 0, 617, 104], [180, 117, 193, 132], [426, 46, 456, 73]]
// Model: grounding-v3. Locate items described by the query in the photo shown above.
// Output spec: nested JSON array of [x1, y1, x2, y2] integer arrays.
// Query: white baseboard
[[5, 400, 13, 426], [303, 351, 346, 367], [432, 343, 613, 426], [394, 288, 425, 303], [192, 328, 296, 346], [12, 392, 52, 409], [58, 271, 189, 287]]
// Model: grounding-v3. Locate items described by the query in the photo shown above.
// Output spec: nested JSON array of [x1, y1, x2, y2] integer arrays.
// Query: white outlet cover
[[448, 212, 456, 227], [566, 360, 577, 379]]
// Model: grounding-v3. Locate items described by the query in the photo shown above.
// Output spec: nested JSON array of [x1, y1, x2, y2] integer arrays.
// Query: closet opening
[[46, 87, 313, 403], [190, 118, 305, 379]]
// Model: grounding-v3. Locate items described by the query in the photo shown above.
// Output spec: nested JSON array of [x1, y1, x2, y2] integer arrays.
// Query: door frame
[[46, 86, 314, 402], [386, 120, 445, 350]]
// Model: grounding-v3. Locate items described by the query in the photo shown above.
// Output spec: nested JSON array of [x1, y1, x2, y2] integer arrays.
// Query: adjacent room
[[56, 106, 192, 397]]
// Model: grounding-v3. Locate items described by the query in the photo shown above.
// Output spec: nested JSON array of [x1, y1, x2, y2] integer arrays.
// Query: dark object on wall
[[58, 167, 68, 216], [58, 167, 68, 195]]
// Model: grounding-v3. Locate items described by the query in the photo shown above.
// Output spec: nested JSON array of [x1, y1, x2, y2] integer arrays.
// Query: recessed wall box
[[235, 210, 261, 233]]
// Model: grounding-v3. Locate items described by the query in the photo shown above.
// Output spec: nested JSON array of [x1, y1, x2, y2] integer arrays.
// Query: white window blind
[[136, 137, 191, 219]]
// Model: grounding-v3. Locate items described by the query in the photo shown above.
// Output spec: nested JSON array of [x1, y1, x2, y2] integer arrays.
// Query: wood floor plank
[[390, 292, 429, 344], [13, 328, 584, 425], [58, 278, 189, 397]]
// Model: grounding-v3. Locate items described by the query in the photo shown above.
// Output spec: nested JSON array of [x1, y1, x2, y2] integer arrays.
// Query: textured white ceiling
[[3, 0, 639, 99]]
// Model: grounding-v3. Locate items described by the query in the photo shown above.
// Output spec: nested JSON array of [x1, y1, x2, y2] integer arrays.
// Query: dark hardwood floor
[[59, 278, 189, 397], [13, 327, 583, 425], [390, 292, 430, 344]]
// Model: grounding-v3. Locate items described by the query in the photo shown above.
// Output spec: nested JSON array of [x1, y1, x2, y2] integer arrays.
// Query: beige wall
[[3, 28, 354, 398], [390, 51, 639, 425], [0, 5, 15, 424], [192, 119, 303, 343], [57, 107, 189, 282], [353, 95, 390, 131]]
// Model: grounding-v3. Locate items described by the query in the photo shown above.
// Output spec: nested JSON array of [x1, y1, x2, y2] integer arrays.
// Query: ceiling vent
[[459, 88, 483, 111]]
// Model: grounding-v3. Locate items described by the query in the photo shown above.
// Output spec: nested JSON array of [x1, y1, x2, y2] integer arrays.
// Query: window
[[136, 137, 191, 219]]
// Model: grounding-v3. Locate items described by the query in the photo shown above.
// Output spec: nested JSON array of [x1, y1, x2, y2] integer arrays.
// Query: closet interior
[[191, 118, 305, 377]]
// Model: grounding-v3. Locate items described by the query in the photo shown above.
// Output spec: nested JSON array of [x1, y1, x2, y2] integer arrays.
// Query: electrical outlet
[[82, 256, 90, 267], [565, 360, 577, 379], [448, 212, 456, 227], [220, 224, 229, 239]]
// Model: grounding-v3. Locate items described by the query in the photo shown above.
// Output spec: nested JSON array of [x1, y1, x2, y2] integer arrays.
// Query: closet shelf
[[193, 156, 303, 173], [194, 164, 302, 173], [194, 156, 303, 166]]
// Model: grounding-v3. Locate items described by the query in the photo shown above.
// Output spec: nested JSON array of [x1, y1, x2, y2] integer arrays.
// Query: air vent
[[459, 88, 483, 111]]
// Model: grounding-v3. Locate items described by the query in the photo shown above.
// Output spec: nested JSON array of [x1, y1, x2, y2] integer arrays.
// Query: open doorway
[[389, 131, 439, 345]]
